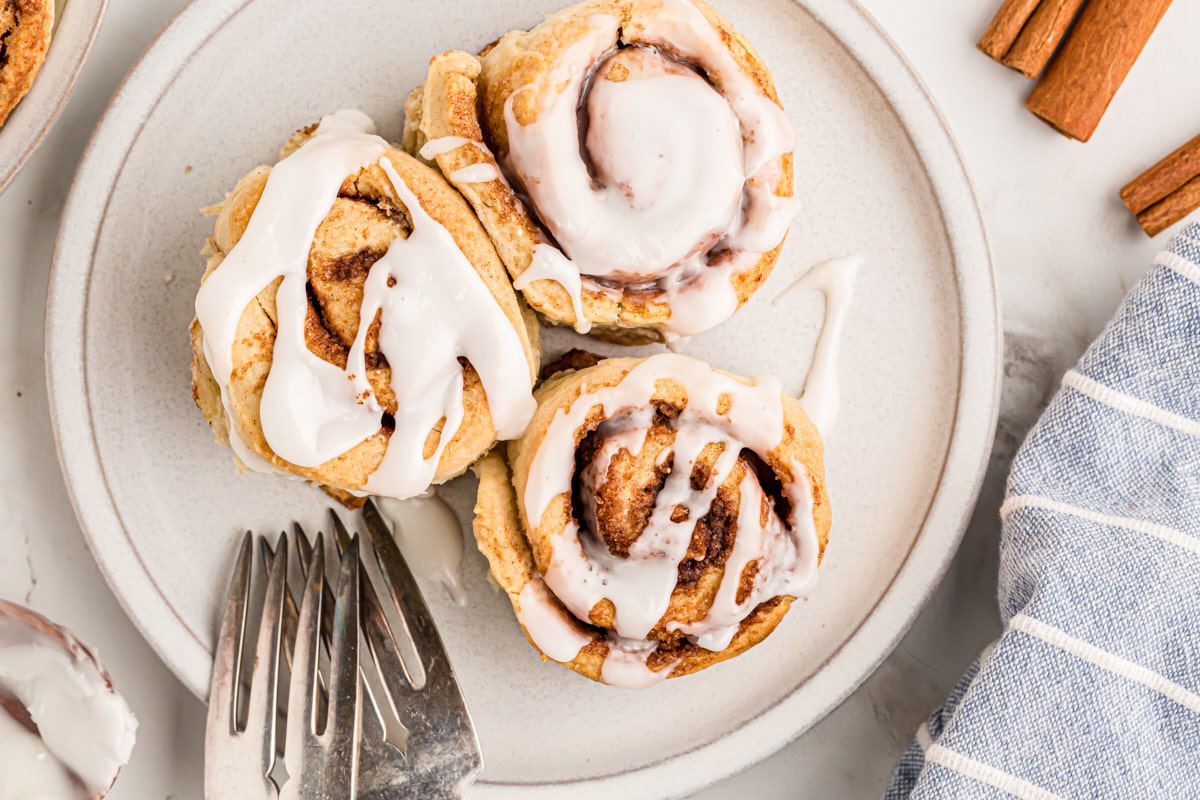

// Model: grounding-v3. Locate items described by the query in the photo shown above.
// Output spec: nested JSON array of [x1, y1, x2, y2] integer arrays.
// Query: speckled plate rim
[[0, 0, 109, 195], [45, 0, 1001, 797]]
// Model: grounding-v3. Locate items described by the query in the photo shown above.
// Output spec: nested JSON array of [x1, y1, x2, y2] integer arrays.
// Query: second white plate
[[0, 0, 108, 193]]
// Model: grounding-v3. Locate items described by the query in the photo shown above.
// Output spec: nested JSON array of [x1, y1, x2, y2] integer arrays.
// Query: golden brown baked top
[[404, 0, 796, 344], [0, 0, 54, 128], [190, 117, 540, 502], [474, 353, 830, 685]]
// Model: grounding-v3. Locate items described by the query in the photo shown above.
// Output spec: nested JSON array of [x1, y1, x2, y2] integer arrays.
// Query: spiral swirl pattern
[[474, 353, 830, 686], [190, 113, 539, 503], [406, 0, 796, 343]]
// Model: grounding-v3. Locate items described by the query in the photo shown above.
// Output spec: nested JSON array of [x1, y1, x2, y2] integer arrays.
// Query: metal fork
[[335, 501, 482, 800], [205, 531, 363, 799], [206, 502, 482, 799], [281, 535, 362, 799], [205, 531, 287, 799]]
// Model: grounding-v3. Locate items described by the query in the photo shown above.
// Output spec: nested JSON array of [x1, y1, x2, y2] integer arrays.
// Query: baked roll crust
[[0, 0, 54, 127], [473, 352, 830, 686], [190, 114, 540, 503], [404, 0, 796, 344]]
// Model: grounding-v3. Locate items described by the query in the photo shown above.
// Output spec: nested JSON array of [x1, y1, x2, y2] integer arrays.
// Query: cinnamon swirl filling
[[473, 353, 831, 686], [532, 43, 746, 286], [492, 1, 796, 338], [405, 0, 796, 343], [190, 112, 540, 502]]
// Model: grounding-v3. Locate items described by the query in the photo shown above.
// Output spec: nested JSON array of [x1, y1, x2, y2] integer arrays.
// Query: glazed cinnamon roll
[[0, 0, 54, 127], [190, 111, 541, 504], [403, 0, 796, 344], [473, 353, 830, 686], [0, 601, 137, 798]]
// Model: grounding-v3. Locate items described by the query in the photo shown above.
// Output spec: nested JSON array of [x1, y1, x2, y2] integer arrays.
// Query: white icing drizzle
[[515, 578, 678, 688], [773, 255, 863, 433], [376, 493, 468, 607], [507, 35, 743, 283], [514, 245, 591, 334], [496, 2, 797, 338], [600, 638, 676, 689], [196, 110, 384, 472], [358, 156, 536, 496], [0, 616, 137, 796], [629, 0, 796, 177], [420, 136, 509, 188], [449, 163, 501, 184], [418, 136, 477, 159], [194, 111, 536, 499], [419, 138, 587, 341], [0, 712, 82, 799], [664, 336, 691, 353], [515, 579, 593, 662], [665, 476, 800, 650], [522, 353, 819, 668], [729, 183, 800, 254]]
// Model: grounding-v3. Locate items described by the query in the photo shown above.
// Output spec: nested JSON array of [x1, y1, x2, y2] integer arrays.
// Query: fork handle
[[359, 786, 467, 800]]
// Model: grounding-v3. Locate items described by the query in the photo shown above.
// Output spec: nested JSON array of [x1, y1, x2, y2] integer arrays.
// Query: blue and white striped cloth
[[886, 224, 1200, 799]]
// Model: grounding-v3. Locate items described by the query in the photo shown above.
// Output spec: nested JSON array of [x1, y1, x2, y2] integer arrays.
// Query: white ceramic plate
[[0, 0, 107, 193], [46, 0, 999, 796]]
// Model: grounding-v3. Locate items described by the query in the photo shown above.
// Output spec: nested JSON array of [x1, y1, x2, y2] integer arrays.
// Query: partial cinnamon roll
[[0, 601, 137, 798], [473, 352, 830, 686], [190, 111, 541, 504], [0, 0, 54, 128], [403, 0, 796, 344]]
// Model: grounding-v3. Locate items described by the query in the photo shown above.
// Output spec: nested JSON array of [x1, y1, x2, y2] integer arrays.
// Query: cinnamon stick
[[1000, 0, 1087, 78], [978, 0, 1043, 61], [1134, 178, 1200, 238], [1121, 133, 1200, 236], [1026, 0, 1174, 142]]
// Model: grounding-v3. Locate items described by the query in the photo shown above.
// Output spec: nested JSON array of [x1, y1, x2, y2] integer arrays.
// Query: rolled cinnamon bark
[[978, 0, 1043, 61], [1026, 0, 1175, 142], [1000, 0, 1086, 78], [1121, 134, 1200, 211], [1131, 177, 1200, 237], [1120, 133, 1200, 236]]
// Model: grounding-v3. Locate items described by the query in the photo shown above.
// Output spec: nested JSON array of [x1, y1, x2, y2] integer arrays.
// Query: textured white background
[[1, 0, 1197, 797]]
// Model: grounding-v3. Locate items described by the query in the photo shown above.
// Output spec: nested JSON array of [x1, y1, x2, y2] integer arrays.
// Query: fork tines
[[205, 503, 482, 800], [205, 531, 287, 800]]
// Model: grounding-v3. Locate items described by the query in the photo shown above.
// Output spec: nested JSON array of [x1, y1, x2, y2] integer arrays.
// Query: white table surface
[[2, 0, 1197, 796]]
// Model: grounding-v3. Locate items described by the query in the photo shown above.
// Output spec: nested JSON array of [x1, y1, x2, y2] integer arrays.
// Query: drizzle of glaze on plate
[[774, 254, 864, 433], [376, 492, 468, 606]]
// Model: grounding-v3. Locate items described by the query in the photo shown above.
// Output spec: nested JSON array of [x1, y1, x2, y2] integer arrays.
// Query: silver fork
[[280, 534, 362, 799], [332, 501, 483, 800], [205, 531, 363, 799], [206, 503, 482, 800], [205, 531, 287, 799]]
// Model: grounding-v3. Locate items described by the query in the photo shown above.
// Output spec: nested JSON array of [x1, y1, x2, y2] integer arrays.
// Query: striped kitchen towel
[[886, 224, 1200, 799]]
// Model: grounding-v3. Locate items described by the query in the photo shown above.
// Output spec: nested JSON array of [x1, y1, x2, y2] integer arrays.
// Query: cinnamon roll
[[0, 0, 54, 128], [403, 0, 796, 344], [0, 601, 137, 798], [473, 352, 830, 686], [190, 111, 541, 504]]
